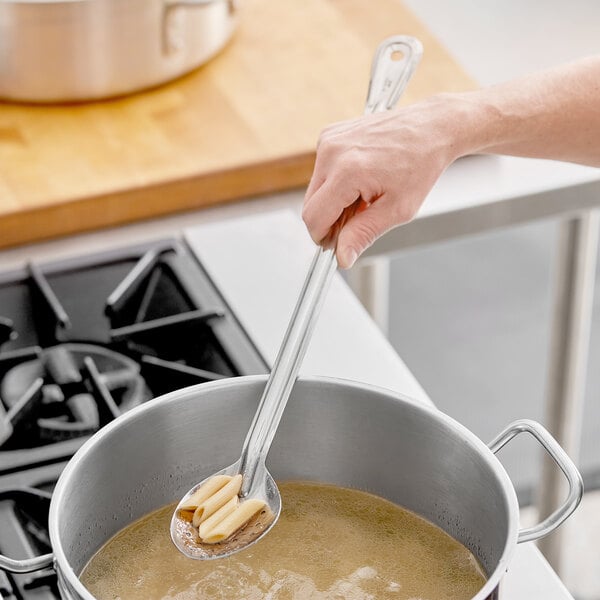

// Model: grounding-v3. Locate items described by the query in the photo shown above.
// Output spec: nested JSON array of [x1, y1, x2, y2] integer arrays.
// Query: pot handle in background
[[162, 0, 237, 54], [0, 488, 54, 573], [488, 419, 583, 544], [0, 552, 53, 574]]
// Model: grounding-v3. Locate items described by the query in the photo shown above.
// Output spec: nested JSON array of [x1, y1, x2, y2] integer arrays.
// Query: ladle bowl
[[170, 460, 280, 559]]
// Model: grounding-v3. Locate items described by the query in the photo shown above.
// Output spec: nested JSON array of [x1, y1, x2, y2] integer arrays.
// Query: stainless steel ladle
[[170, 34, 423, 560]]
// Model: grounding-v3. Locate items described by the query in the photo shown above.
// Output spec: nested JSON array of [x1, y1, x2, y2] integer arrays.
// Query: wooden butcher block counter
[[0, 0, 475, 249]]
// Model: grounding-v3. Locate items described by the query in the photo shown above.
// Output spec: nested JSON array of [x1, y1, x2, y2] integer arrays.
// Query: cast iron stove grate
[[0, 239, 267, 474]]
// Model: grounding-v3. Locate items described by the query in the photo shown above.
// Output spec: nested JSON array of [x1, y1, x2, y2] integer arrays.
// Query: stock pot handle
[[0, 488, 54, 573], [488, 419, 583, 543], [0, 553, 54, 574], [162, 0, 236, 54]]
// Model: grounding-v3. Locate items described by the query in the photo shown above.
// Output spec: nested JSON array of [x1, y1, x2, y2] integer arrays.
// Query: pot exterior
[[0, 0, 236, 102], [56, 565, 81, 600], [49, 376, 519, 600]]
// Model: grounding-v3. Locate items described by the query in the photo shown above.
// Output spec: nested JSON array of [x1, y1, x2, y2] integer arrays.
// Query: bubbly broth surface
[[80, 481, 486, 600]]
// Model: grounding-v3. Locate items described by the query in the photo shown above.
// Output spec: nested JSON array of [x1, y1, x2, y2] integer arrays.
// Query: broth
[[80, 481, 486, 600]]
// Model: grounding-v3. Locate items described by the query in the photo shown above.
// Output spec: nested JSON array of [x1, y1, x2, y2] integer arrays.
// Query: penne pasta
[[179, 475, 232, 512], [193, 474, 242, 527], [201, 498, 266, 544], [177, 472, 266, 546], [197, 496, 239, 540]]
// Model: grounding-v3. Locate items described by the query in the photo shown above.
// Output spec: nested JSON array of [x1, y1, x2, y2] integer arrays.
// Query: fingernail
[[342, 248, 358, 269]]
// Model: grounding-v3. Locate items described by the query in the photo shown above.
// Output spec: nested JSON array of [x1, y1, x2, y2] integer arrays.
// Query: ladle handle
[[239, 36, 423, 495]]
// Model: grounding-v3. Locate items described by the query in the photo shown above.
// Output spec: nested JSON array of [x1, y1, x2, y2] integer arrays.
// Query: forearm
[[453, 56, 600, 166]]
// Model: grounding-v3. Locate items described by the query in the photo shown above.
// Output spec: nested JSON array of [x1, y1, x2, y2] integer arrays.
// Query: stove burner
[[0, 344, 149, 449], [0, 238, 266, 478]]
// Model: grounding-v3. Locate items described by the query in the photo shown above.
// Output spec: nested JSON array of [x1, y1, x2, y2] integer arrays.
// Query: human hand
[[304, 57, 600, 268], [302, 94, 470, 268]]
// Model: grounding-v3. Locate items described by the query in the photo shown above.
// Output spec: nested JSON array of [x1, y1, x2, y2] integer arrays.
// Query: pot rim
[[49, 374, 518, 600]]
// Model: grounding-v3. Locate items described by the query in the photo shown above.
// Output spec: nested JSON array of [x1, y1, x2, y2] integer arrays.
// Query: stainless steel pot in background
[[0, 0, 237, 103], [0, 376, 584, 599]]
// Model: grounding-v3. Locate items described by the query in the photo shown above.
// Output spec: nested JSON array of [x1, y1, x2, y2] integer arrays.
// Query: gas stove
[[0, 238, 267, 599]]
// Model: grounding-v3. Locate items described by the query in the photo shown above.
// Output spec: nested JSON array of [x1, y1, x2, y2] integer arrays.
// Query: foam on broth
[[80, 481, 486, 600]]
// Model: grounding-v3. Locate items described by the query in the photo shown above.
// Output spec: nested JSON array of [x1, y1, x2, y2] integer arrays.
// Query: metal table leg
[[537, 210, 599, 572], [346, 257, 390, 335]]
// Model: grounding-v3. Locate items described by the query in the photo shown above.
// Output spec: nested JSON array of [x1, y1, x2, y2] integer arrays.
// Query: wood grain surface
[[0, 0, 475, 249]]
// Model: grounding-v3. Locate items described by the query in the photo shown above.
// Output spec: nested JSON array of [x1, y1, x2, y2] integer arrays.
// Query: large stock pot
[[0, 376, 583, 599], [0, 0, 237, 103]]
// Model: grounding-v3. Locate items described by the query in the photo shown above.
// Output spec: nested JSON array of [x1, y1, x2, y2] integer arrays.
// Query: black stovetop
[[0, 238, 267, 599]]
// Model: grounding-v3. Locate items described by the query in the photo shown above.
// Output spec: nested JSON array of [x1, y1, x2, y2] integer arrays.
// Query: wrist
[[428, 89, 520, 162], [452, 87, 529, 157]]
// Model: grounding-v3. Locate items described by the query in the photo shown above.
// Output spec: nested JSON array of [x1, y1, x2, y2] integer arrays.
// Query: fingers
[[334, 198, 394, 268], [304, 172, 325, 203], [304, 151, 327, 200], [335, 193, 421, 268], [302, 175, 361, 244], [304, 121, 375, 243]]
